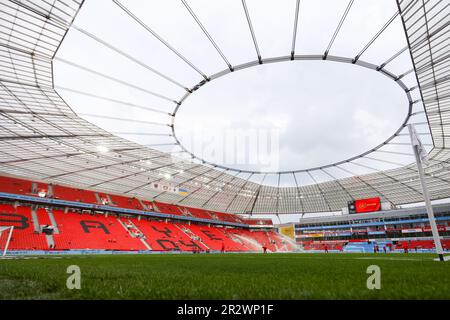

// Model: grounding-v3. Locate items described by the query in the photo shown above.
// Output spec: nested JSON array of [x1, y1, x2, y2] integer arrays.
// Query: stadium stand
[[185, 224, 246, 252], [0, 176, 32, 195], [0, 175, 281, 253], [3, 174, 449, 255], [153, 202, 183, 216], [103, 194, 143, 210], [52, 185, 98, 204], [0, 175, 275, 225], [245, 218, 274, 227], [4, 174, 450, 255], [133, 220, 206, 251], [301, 241, 344, 252], [179, 206, 211, 219], [296, 204, 450, 253]]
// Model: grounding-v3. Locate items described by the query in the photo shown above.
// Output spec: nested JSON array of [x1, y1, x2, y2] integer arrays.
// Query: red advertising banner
[[422, 225, 446, 232], [354, 197, 381, 213]]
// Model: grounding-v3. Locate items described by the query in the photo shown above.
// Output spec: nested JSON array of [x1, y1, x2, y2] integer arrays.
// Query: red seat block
[[0, 205, 48, 250], [52, 210, 146, 251]]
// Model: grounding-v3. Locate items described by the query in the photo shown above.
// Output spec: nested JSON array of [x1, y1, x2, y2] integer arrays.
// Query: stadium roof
[[0, 0, 449, 214]]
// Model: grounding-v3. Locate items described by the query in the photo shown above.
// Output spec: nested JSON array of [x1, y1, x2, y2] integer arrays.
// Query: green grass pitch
[[0, 253, 449, 300]]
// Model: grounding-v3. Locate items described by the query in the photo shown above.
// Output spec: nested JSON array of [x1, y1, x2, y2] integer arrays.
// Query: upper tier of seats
[[245, 218, 274, 226], [0, 176, 32, 195]]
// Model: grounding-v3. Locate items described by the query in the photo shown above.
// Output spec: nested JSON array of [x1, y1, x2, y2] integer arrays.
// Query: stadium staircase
[[30, 207, 40, 233], [36, 207, 56, 248], [133, 220, 207, 251], [118, 218, 152, 250], [46, 208, 60, 234], [178, 206, 195, 218], [174, 224, 210, 250], [181, 206, 210, 219], [186, 224, 243, 251], [227, 229, 263, 251], [137, 199, 148, 211], [151, 202, 160, 212], [140, 200, 155, 211]]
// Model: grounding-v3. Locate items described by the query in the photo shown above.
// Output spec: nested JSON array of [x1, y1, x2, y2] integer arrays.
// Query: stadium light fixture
[[164, 173, 172, 180], [96, 146, 109, 153], [96, 145, 109, 153]]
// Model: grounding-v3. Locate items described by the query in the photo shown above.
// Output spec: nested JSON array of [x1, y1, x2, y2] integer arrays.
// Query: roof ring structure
[[0, 0, 449, 214], [172, 55, 414, 174]]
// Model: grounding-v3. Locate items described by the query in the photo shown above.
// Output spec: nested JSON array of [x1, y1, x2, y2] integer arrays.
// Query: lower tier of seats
[[300, 239, 450, 252], [0, 204, 286, 252]]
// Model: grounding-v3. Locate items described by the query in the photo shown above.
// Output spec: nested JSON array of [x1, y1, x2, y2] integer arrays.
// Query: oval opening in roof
[[174, 58, 409, 173]]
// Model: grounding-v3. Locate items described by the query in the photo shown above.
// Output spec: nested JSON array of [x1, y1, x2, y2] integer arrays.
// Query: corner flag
[[409, 124, 429, 166], [408, 124, 444, 261]]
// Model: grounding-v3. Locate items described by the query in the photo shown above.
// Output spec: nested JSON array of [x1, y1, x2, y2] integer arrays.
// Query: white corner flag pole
[[408, 124, 444, 261], [2, 226, 14, 257]]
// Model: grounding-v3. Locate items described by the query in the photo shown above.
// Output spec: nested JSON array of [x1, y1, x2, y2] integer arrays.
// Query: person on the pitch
[[262, 245, 268, 253], [324, 244, 328, 253], [221, 241, 225, 253]]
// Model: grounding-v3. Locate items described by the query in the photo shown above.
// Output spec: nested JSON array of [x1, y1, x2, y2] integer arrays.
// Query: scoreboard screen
[[348, 197, 381, 214]]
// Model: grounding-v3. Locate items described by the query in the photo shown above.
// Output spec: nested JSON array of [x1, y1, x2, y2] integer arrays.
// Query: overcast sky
[[54, 0, 431, 189]]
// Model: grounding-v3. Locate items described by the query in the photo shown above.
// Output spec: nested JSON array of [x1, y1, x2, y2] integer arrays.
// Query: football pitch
[[0, 253, 449, 300]]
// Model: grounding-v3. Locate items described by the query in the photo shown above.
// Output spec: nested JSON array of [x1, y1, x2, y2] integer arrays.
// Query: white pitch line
[[355, 257, 428, 261], [433, 255, 450, 262]]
